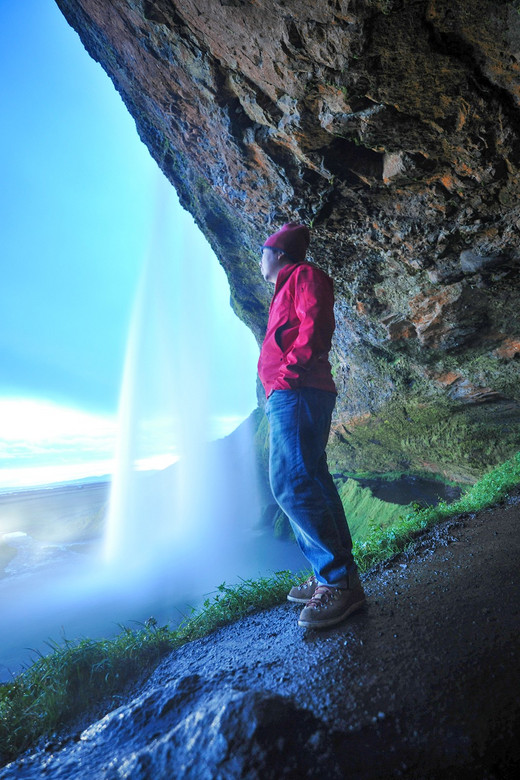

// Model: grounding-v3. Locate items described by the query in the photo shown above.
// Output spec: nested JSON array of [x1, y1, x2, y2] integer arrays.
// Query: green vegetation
[[341, 468, 462, 487], [337, 478, 405, 541], [0, 623, 173, 761], [0, 571, 298, 761], [329, 398, 520, 483], [437, 348, 520, 405], [254, 408, 270, 467], [272, 474, 406, 541], [354, 450, 520, 571], [1, 451, 519, 762]]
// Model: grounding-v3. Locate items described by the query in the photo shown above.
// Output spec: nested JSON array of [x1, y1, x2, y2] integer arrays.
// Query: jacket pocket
[[274, 322, 290, 352]]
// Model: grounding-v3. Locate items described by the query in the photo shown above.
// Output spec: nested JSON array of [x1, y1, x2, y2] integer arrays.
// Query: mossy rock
[[329, 398, 520, 483]]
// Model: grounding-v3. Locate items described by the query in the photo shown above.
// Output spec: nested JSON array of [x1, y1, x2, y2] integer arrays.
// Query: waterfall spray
[[0, 179, 308, 680], [103, 179, 264, 597]]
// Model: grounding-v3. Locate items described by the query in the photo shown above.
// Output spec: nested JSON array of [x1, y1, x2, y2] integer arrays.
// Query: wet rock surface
[[53, 0, 520, 478], [2, 490, 519, 779]]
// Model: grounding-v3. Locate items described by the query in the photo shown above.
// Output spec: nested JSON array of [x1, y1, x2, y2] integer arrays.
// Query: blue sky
[[0, 0, 259, 487]]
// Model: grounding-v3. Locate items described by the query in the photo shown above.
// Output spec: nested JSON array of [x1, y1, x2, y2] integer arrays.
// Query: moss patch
[[354, 450, 520, 570], [329, 398, 520, 483], [337, 478, 406, 540], [443, 349, 520, 402]]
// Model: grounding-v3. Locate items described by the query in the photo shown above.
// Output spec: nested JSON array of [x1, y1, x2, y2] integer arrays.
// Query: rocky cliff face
[[55, 0, 520, 481]]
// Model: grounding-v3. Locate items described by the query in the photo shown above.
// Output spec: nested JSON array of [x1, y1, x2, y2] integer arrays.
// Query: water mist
[[104, 194, 264, 605], [0, 183, 305, 680]]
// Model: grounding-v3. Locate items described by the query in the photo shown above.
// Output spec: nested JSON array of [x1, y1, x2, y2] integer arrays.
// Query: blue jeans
[[265, 388, 356, 588]]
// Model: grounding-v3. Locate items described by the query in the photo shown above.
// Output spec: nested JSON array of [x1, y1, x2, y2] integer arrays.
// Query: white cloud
[[0, 399, 248, 490], [0, 398, 118, 488], [0, 459, 115, 490], [0, 398, 117, 444]]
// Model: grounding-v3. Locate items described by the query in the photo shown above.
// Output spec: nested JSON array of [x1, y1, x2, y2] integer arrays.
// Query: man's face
[[260, 248, 284, 284]]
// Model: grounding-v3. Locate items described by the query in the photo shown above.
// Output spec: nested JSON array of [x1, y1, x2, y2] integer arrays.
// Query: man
[[258, 222, 366, 628]]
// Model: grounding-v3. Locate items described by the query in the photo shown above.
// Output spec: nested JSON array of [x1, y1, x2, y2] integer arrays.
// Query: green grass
[[1, 451, 519, 763], [353, 450, 520, 570], [0, 571, 298, 761], [272, 476, 406, 540], [340, 469, 462, 487], [337, 478, 405, 541]]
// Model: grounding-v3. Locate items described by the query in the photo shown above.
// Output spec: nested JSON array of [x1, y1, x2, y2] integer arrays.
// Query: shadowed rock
[[0, 677, 341, 779]]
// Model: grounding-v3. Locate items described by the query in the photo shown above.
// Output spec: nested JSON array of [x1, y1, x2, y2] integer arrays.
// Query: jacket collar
[[274, 262, 301, 293]]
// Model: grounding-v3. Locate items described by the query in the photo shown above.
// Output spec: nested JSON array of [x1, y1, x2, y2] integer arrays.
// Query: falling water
[[0, 182, 307, 680], [101, 177, 309, 612], [104, 184, 266, 601]]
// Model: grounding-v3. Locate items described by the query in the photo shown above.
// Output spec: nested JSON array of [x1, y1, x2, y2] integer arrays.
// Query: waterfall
[[0, 179, 307, 680], [104, 178, 261, 594]]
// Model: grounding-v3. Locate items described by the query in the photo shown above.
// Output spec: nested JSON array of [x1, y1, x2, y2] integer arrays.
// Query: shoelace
[[306, 585, 338, 607], [298, 575, 317, 590]]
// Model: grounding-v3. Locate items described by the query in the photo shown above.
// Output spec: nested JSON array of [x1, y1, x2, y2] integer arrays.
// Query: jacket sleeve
[[272, 265, 335, 391]]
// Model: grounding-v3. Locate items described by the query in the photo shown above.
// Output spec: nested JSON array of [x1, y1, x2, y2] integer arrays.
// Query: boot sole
[[298, 597, 366, 629], [287, 594, 314, 604]]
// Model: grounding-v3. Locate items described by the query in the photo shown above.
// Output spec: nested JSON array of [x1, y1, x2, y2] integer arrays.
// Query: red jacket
[[258, 262, 337, 397]]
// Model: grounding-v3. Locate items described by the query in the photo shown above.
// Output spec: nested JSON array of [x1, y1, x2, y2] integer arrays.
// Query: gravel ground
[[2, 491, 519, 779], [148, 490, 520, 778]]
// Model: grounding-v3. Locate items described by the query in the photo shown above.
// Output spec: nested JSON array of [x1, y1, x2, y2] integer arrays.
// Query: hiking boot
[[287, 575, 318, 604], [298, 581, 366, 629]]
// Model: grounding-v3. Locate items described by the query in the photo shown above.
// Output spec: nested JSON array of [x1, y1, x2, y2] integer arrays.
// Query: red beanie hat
[[263, 222, 310, 263]]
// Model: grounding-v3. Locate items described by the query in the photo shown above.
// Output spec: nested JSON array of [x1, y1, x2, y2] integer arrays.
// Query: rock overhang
[[55, 0, 520, 479]]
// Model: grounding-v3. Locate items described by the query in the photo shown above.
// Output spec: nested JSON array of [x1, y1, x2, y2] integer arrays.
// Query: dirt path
[[152, 490, 520, 778], [1, 491, 519, 778]]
